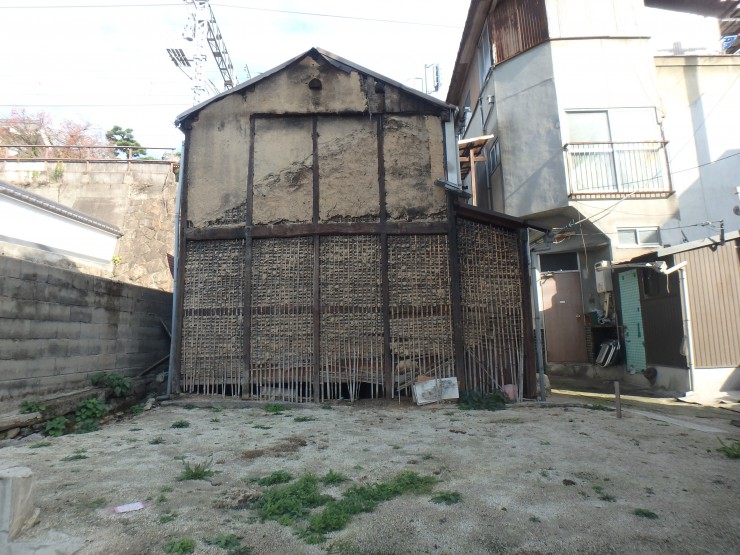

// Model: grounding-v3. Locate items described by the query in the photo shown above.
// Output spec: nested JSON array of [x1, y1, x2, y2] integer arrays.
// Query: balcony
[[564, 141, 672, 198]]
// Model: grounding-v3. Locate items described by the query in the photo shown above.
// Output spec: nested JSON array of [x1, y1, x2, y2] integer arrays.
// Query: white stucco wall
[[0, 195, 118, 264], [545, 0, 644, 40], [655, 56, 740, 241]]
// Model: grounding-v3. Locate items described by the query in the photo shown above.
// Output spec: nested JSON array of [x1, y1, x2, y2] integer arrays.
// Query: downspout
[[166, 139, 187, 399], [678, 265, 695, 394], [529, 236, 546, 401]]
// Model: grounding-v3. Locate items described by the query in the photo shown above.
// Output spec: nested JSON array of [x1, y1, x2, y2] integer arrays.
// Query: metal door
[[541, 272, 588, 363], [618, 269, 647, 373]]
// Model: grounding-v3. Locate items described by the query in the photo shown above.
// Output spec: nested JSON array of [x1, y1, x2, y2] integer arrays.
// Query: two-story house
[[446, 0, 740, 390]]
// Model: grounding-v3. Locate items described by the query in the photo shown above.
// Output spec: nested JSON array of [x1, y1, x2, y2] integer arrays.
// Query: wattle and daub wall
[[176, 51, 534, 402]]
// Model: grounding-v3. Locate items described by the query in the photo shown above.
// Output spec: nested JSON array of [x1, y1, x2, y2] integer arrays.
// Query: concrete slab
[[624, 409, 725, 433]]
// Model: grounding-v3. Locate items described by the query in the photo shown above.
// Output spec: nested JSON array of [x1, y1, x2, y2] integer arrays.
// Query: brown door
[[541, 272, 588, 363]]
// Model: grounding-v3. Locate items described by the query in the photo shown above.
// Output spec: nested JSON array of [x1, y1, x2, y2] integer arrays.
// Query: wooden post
[[311, 115, 321, 403], [614, 381, 622, 418], [377, 115, 393, 399], [447, 195, 466, 392], [242, 116, 256, 398]]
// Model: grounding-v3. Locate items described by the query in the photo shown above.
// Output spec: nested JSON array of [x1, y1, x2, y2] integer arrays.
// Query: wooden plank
[[251, 221, 448, 238], [446, 192, 467, 392], [312, 115, 321, 403], [378, 115, 392, 399], [185, 224, 246, 241], [242, 116, 256, 398]]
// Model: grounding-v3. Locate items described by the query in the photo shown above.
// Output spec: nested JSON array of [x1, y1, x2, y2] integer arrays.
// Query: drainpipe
[[677, 265, 695, 394], [166, 141, 187, 398], [528, 234, 546, 401]]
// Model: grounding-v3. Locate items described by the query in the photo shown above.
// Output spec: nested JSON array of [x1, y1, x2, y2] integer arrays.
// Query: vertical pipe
[[679, 266, 696, 393]]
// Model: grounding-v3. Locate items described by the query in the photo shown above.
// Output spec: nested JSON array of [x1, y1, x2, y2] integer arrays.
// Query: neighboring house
[[0, 180, 121, 270], [446, 0, 740, 389], [0, 157, 177, 291], [171, 47, 542, 402], [613, 231, 739, 396]]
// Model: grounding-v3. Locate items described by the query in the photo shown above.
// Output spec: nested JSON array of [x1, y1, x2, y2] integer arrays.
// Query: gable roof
[[175, 47, 455, 127]]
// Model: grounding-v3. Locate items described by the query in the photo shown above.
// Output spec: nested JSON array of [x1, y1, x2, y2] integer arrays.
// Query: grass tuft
[[320, 470, 349, 486], [163, 537, 195, 554], [257, 470, 294, 486], [177, 458, 215, 481], [29, 441, 52, 449], [171, 420, 190, 429], [431, 491, 462, 505], [716, 439, 740, 459], [264, 403, 289, 414], [149, 436, 166, 445], [633, 508, 659, 519], [294, 415, 316, 422]]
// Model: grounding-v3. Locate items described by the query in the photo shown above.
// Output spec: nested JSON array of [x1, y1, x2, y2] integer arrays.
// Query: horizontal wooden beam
[[185, 221, 449, 241]]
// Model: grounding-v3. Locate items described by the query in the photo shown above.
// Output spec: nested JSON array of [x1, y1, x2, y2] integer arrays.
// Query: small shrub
[[716, 439, 740, 459], [529, 515, 541, 522], [264, 403, 288, 414], [430, 491, 461, 505], [633, 508, 659, 519], [129, 404, 144, 415], [163, 537, 195, 554], [160, 484, 174, 493], [257, 470, 293, 486], [294, 415, 316, 422], [20, 398, 46, 414], [203, 534, 241, 549], [91, 372, 132, 397], [320, 470, 349, 486], [159, 511, 178, 524], [458, 390, 508, 411], [45, 416, 69, 437], [61, 453, 88, 461], [75, 398, 106, 433], [177, 458, 215, 481], [171, 420, 190, 429], [149, 436, 166, 445], [592, 484, 615, 502]]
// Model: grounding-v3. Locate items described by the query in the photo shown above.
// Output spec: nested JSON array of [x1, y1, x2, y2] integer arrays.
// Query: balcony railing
[[564, 141, 672, 197]]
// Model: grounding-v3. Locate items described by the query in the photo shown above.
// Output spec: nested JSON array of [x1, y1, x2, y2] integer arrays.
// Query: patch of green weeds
[[294, 416, 316, 422], [160, 484, 174, 493], [256, 474, 329, 525], [171, 420, 190, 429], [458, 390, 508, 411], [183, 404, 196, 410], [174, 455, 185, 461], [421, 454, 434, 461], [29, 441, 52, 449], [257, 470, 293, 486], [61, 453, 88, 461], [74, 398, 106, 433], [540, 470, 549, 478], [391, 444, 401, 450], [253, 424, 272, 430], [91, 372, 132, 398], [177, 458, 215, 481], [320, 470, 349, 486], [129, 403, 144, 415], [210, 417, 221, 423], [588, 404, 612, 412], [529, 515, 541, 522], [45, 416, 69, 437], [633, 508, 659, 519], [149, 436, 165, 445], [320, 403, 334, 410], [129, 428, 142, 432], [430, 491, 461, 505], [592, 484, 615, 502], [159, 511, 178, 524], [716, 439, 740, 459], [82, 497, 106, 509], [20, 398, 46, 414], [264, 404, 289, 414], [203, 533, 247, 554], [211, 407, 224, 413], [156, 494, 168, 503], [163, 537, 194, 553]]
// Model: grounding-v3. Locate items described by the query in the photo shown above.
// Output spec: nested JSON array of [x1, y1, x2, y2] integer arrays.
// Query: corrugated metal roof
[[0, 180, 122, 236], [175, 47, 455, 127]]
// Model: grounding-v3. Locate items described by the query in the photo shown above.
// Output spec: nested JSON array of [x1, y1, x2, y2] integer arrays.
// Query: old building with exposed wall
[[172, 48, 543, 402]]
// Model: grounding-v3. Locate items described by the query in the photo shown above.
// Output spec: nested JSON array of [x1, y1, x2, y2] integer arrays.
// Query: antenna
[[166, 0, 244, 105]]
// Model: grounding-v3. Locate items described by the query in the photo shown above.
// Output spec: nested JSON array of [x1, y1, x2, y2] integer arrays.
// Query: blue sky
[[0, 0, 468, 150]]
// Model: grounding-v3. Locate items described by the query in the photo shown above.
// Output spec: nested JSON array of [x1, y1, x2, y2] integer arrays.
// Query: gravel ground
[[2, 394, 739, 555]]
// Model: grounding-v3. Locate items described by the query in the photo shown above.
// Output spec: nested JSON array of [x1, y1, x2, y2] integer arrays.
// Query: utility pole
[[167, 0, 246, 106]]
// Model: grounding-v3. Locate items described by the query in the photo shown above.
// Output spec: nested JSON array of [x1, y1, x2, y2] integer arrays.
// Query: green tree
[[105, 125, 146, 158]]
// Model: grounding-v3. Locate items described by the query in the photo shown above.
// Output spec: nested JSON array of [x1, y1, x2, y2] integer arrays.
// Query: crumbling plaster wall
[[185, 55, 447, 227]]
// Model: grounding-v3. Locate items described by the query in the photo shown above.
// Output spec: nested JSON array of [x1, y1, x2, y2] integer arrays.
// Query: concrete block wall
[[0, 255, 172, 400]]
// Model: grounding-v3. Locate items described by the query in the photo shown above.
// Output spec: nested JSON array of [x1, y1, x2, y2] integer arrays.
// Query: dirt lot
[[2, 393, 739, 555]]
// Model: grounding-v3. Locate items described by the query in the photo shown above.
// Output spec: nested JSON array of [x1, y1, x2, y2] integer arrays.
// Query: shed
[[171, 48, 540, 402]]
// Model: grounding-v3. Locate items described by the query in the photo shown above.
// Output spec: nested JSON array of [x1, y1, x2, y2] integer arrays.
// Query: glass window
[[617, 227, 661, 248], [477, 24, 493, 85], [540, 252, 579, 272], [567, 111, 611, 142]]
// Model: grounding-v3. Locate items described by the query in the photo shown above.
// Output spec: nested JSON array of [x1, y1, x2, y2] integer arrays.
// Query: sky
[[0, 0, 469, 153]]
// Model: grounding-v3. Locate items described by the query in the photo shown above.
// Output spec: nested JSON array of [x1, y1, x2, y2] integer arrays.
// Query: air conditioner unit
[[595, 266, 613, 293]]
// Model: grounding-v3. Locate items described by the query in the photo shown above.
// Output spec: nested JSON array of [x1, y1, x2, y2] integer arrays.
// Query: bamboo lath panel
[[250, 237, 314, 402], [181, 240, 245, 395], [319, 235, 383, 401], [457, 219, 524, 397], [388, 235, 454, 397]]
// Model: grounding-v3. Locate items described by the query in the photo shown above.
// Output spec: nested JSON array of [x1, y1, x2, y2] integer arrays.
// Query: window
[[617, 227, 661, 248], [540, 252, 579, 272], [565, 108, 668, 195], [477, 23, 493, 86], [487, 140, 500, 174]]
